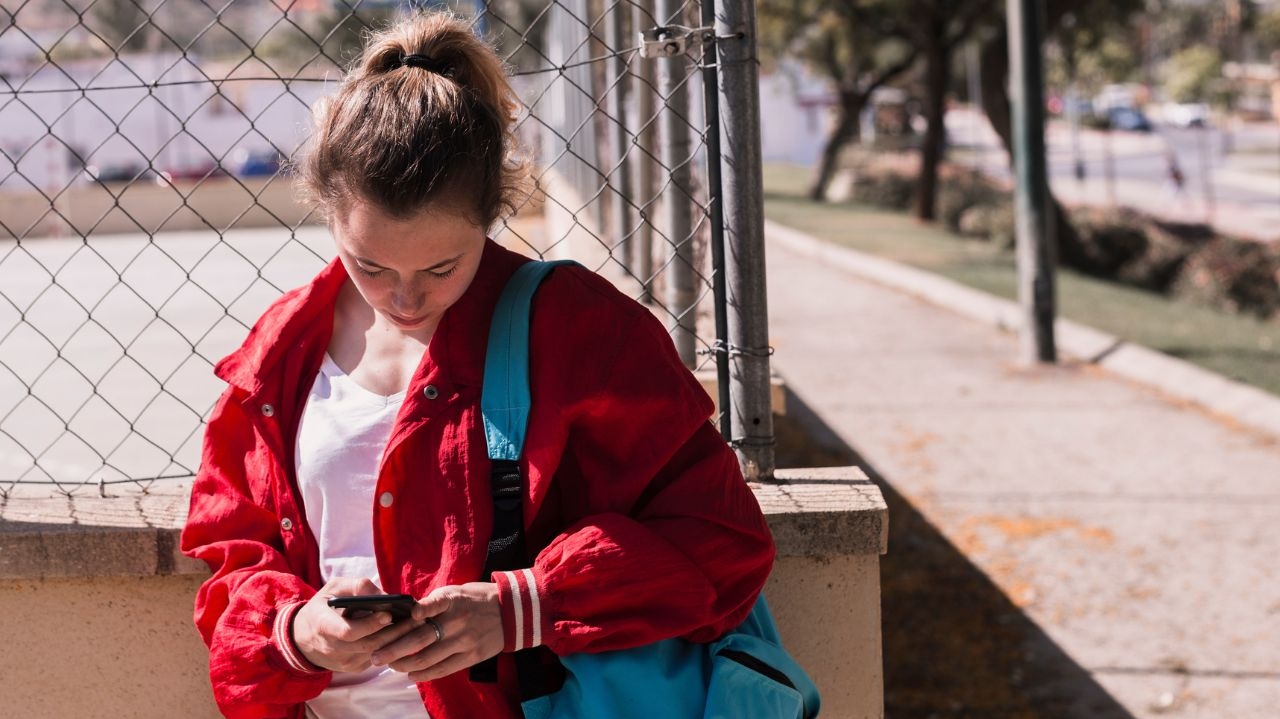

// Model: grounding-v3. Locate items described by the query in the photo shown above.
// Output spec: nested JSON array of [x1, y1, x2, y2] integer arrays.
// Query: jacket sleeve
[[491, 307, 776, 656], [181, 389, 330, 718]]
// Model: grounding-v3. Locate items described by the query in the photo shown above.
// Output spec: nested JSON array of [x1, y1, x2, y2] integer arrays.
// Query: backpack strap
[[471, 259, 576, 690]]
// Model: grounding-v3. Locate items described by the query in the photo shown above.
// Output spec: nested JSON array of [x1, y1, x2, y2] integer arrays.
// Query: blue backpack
[[471, 260, 822, 719]]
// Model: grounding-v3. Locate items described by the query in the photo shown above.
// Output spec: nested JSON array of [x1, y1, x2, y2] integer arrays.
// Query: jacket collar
[[213, 238, 526, 397]]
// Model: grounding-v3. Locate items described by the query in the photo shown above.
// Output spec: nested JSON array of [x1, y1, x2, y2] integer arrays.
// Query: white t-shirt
[[296, 354, 431, 719]]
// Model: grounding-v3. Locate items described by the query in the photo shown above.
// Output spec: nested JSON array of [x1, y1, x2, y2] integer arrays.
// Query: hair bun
[[400, 53, 452, 75]]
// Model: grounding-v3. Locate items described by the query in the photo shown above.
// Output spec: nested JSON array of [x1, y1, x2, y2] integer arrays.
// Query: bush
[[1172, 238, 1280, 318], [937, 169, 1005, 233], [819, 157, 1280, 319], [849, 167, 917, 210], [1119, 220, 1211, 291], [1066, 207, 1154, 278], [957, 202, 1016, 249]]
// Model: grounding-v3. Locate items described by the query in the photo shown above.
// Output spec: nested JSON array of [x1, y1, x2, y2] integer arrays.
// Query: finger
[[406, 651, 474, 683], [358, 617, 428, 654], [411, 587, 455, 622], [372, 620, 448, 668], [329, 610, 395, 642], [322, 576, 382, 597]]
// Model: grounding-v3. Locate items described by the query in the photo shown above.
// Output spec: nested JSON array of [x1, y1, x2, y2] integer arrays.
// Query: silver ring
[[427, 618, 444, 643]]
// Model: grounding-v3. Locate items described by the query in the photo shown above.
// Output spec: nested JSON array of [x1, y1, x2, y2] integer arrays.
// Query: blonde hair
[[298, 13, 527, 227]]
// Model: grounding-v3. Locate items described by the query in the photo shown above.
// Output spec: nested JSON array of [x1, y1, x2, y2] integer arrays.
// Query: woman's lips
[[387, 312, 427, 327]]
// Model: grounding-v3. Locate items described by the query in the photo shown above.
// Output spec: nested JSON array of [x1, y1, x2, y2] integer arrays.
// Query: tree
[[902, 0, 997, 222], [1165, 45, 1224, 104], [759, 0, 996, 215], [88, 0, 153, 54], [1258, 8, 1280, 58], [978, 0, 1144, 269], [758, 0, 918, 200], [1047, 10, 1142, 97]]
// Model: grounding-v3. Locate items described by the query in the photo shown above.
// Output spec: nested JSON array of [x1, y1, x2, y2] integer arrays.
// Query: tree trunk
[[979, 28, 1081, 260], [808, 94, 864, 201], [916, 31, 949, 222]]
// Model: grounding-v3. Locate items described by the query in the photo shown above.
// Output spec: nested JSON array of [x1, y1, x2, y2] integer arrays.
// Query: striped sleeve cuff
[[492, 568, 549, 652], [272, 600, 328, 676]]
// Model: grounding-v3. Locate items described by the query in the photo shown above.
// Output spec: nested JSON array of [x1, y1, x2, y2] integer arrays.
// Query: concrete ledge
[[768, 218, 1280, 441], [0, 484, 204, 580], [0, 525, 201, 579], [0, 467, 887, 579], [755, 467, 888, 557]]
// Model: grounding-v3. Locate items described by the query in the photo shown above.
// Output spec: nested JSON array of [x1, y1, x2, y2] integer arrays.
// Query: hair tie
[[400, 53, 450, 74]]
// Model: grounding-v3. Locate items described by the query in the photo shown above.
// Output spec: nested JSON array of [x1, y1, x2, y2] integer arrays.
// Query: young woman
[[181, 12, 774, 719]]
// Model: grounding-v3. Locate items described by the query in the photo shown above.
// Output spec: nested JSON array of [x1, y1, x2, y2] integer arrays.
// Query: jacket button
[[280, 517, 293, 531], [261, 404, 275, 417], [423, 385, 439, 400], [379, 492, 394, 508]]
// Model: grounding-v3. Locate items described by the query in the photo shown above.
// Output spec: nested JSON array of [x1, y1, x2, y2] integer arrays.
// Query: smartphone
[[327, 594, 416, 621]]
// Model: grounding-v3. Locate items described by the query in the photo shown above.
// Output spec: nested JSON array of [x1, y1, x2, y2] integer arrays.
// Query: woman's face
[[331, 200, 487, 335]]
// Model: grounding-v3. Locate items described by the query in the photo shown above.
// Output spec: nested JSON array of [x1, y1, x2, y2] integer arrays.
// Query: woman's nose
[[391, 284, 424, 314]]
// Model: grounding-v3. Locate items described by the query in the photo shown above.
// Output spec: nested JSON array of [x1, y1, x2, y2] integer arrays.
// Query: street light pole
[[1007, 0, 1057, 364]]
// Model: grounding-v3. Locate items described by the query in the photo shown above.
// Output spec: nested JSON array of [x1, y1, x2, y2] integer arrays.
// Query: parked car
[[160, 161, 230, 183], [1106, 107, 1153, 132], [1164, 102, 1210, 128], [230, 148, 287, 178], [82, 163, 164, 186]]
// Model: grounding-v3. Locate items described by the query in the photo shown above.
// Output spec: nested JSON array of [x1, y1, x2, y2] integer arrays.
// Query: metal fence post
[[655, 0, 698, 367], [631, 0, 658, 303], [605, 1, 634, 273], [714, 0, 774, 480]]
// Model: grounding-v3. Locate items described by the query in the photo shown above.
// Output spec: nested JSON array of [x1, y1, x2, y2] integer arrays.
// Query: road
[[948, 108, 1280, 242]]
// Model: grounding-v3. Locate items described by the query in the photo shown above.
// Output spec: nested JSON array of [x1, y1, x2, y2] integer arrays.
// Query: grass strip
[[763, 163, 1280, 396]]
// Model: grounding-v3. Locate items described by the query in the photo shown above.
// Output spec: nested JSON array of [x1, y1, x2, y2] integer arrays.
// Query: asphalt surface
[[767, 221, 1280, 717], [949, 108, 1280, 243]]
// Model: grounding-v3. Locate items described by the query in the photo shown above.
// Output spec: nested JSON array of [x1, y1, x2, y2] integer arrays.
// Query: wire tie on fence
[[638, 25, 729, 59], [697, 341, 774, 359], [99, 476, 107, 499], [697, 339, 730, 357]]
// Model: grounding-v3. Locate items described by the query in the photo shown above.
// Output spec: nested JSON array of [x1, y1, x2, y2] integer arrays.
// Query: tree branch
[[857, 47, 919, 96], [945, 0, 997, 52]]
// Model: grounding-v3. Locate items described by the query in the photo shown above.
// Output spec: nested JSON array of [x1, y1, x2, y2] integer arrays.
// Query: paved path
[[766, 223, 1280, 718]]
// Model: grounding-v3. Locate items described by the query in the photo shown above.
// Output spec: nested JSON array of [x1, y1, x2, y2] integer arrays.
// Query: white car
[[1164, 103, 1211, 128]]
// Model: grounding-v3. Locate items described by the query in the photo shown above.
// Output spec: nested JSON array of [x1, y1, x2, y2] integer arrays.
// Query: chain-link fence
[[0, 0, 745, 497]]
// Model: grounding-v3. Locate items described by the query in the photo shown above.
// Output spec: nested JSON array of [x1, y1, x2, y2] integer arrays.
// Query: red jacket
[[180, 240, 776, 718]]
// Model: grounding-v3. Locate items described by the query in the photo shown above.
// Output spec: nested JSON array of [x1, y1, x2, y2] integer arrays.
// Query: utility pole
[[1007, 0, 1056, 363]]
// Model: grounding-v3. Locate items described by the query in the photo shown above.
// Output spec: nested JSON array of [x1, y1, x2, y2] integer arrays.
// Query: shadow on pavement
[[774, 387, 1135, 719]]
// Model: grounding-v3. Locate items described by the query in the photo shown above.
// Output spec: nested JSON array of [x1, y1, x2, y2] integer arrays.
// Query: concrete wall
[[0, 573, 219, 719], [0, 470, 885, 718]]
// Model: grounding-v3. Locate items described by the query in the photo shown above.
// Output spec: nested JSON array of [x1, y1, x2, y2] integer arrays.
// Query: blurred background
[[757, 0, 1280, 394]]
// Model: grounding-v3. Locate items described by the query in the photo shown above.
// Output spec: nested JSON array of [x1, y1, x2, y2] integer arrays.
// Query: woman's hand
[[371, 582, 505, 682], [292, 578, 422, 673]]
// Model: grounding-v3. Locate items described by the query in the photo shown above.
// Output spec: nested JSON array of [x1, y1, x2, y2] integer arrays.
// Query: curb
[[766, 218, 1280, 441]]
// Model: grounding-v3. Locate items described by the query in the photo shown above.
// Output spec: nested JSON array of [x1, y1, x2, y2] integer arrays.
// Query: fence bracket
[[638, 25, 716, 58]]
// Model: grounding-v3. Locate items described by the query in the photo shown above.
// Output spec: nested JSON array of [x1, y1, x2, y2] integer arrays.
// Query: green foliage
[[1257, 10, 1280, 56], [757, 0, 914, 91], [87, 0, 153, 53], [1046, 0, 1144, 94], [1165, 45, 1225, 104]]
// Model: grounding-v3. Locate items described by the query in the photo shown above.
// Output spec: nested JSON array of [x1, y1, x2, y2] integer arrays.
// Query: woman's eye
[[356, 266, 384, 278], [430, 266, 459, 280]]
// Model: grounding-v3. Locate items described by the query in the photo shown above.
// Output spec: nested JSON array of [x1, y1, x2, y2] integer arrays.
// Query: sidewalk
[[765, 222, 1280, 717]]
